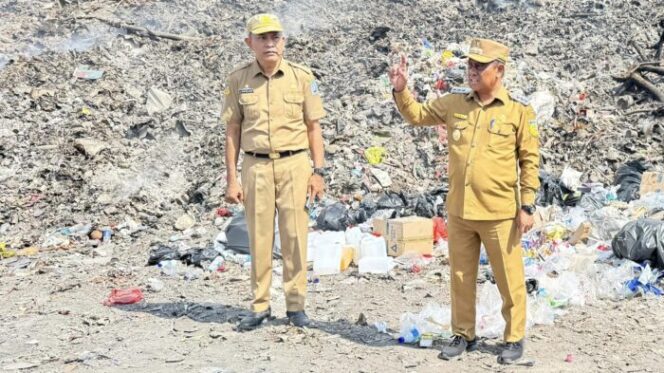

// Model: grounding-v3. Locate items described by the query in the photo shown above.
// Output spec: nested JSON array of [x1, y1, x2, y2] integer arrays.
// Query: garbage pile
[[394, 166, 664, 345], [2, 0, 664, 250]]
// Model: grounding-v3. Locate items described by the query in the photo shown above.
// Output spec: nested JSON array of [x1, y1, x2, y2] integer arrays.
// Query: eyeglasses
[[468, 60, 496, 72]]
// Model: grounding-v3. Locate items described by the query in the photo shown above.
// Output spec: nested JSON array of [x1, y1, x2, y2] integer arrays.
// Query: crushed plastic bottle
[[398, 326, 420, 344]]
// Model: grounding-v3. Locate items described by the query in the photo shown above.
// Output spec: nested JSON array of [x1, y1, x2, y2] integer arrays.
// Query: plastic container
[[358, 257, 393, 274], [345, 226, 363, 249], [308, 231, 345, 263], [358, 234, 387, 261], [313, 244, 342, 275], [340, 246, 354, 271]]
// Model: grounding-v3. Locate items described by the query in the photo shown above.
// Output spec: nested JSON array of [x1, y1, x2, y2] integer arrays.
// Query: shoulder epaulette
[[509, 91, 530, 106], [450, 86, 472, 95], [286, 60, 313, 75], [229, 61, 253, 75]]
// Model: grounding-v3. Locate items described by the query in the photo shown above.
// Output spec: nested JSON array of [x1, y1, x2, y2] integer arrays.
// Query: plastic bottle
[[398, 327, 420, 344]]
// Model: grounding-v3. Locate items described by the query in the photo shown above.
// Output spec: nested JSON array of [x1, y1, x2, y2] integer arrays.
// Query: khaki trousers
[[241, 152, 311, 313], [447, 215, 526, 342]]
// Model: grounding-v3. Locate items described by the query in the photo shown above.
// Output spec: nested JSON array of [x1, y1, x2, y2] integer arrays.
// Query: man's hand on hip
[[225, 181, 244, 204], [517, 209, 534, 234], [307, 174, 325, 204]]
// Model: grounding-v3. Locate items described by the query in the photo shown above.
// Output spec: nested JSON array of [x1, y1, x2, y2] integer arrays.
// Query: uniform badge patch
[[528, 119, 539, 137], [239, 87, 254, 94], [310, 80, 320, 96], [452, 129, 461, 141]]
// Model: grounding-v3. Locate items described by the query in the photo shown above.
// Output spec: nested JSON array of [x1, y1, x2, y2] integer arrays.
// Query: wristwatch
[[521, 205, 536, 215], [313, 167, 329, 177]]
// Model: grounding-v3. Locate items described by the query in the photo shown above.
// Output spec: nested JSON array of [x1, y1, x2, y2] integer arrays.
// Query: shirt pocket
[[284, 91, 304, 120], [239, 93, 259, 121], [450, 121, 471, 145], [487, 121, 517, 148]]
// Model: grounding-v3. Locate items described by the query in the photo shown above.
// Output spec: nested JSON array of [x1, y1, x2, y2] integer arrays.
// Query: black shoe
[[498, 340, 524, 364], [438, 335, 478, 360], [286, 311, 311, 328], [237, 308, 271, 331]]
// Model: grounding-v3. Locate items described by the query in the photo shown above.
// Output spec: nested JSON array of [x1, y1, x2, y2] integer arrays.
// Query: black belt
[[246, 149, 306, 159]]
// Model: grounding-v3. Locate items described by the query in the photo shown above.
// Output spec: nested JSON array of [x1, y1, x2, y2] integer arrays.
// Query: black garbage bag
[[376, 192, 406, 210], [346, 208, 369, 226], [536, 171, 564, 206], [225, 213, 251, 253], [181, 247, 220, 267], [225, 213, 281, 258], [407, 193, 437, 218], [147, 245, 180, 265], [612, 219, 664, 269], [359, 196, 378, 217], [316, 202, 349, 231], [614, 160, 649, 202]]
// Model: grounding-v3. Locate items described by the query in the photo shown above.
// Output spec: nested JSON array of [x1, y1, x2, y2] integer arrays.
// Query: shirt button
[[467, 161, 471, 165], [471, 143, 476, 148]]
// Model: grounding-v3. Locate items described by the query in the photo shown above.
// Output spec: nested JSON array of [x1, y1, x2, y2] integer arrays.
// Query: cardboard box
[[373, 216, 433, 257], [640, 172, 664, 196]]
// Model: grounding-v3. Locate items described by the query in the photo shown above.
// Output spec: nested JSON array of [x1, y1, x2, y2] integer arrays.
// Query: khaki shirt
[[222, 59, 326, 153], [394, 86, 540, 220]]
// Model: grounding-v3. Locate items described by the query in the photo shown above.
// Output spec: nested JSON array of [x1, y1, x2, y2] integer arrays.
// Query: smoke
[[275, 0, 333, 36]]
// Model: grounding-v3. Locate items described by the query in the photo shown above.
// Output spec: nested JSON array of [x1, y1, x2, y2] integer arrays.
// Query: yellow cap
[[466, 38, 509, 63], [246, 13, 283, 35]]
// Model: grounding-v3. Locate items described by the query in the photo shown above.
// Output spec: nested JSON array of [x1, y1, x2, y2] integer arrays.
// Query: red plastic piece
[[216, 208, 233, 217], [433, 217, 448, 241], [103, 288, 144, 306]]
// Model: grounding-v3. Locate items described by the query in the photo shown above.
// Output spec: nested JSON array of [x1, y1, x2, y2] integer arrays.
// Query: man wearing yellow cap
[[389, 38, 540, 364], [222, 13, 327, 330]]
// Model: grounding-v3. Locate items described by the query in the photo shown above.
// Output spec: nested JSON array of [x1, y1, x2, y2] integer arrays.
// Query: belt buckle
[[268, 152, 281, 159]]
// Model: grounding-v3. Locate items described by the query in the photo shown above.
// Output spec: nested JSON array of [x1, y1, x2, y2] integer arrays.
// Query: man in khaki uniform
[[222, 14, 327, 330], [389, 39, 540, 364]]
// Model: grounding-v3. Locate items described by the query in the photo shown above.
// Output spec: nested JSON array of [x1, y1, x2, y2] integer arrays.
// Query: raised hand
[[388, 53, 409, 92]]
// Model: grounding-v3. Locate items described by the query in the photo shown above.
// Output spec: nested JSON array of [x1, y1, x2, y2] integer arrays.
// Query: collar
[[466, 86, 509, 106], [250, 59, 285, 78]]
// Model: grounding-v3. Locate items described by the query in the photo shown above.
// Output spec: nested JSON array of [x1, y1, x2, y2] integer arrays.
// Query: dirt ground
[[2, 235, 663, 373], [2, 0, 664, 372]]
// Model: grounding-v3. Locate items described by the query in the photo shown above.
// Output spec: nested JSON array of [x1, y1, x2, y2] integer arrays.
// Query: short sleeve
[[221, 77, 241, 125], [302, 73, 326, 122]]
